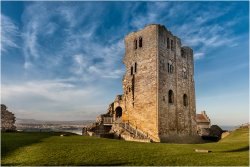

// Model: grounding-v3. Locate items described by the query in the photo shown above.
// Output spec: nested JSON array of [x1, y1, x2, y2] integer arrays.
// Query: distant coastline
[[17, 128, 83, 135], [15, 118, 244, 134], [15, 118, 95, 135], [220, 125, 235, 131]]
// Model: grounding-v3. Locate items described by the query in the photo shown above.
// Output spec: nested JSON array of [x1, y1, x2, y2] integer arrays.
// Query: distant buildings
[[196, 111, 211, 136]]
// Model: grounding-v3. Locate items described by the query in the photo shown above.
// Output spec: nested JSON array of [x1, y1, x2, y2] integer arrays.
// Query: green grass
[[1, 127, 249, 166]]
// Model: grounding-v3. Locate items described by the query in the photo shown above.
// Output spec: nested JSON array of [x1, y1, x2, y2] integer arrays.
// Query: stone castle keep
[[84, 24, 205, 143]]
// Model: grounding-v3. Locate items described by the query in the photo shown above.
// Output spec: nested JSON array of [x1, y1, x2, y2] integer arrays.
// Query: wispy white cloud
[[194, 52, 205, 60], [172, 7, 242, 60], [130, 2, 168, 29], [129, 2, 243, 60], [21, 2, 125, 80], [1, 14, 19, 53], [70, 39, 125, 79]]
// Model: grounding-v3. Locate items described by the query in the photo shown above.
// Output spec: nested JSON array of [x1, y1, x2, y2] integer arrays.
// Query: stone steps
[[110, 122, 151, 142]]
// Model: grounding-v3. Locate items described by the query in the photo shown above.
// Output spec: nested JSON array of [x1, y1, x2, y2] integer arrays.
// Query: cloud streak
[[21, 2, 125, 81], [1, 14, 19, 53], [129, 2, 244, 60]]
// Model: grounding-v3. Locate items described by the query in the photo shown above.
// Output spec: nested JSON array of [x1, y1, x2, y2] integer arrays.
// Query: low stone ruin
[[200, 125, 224, 141], [1, 104, 16, 132]]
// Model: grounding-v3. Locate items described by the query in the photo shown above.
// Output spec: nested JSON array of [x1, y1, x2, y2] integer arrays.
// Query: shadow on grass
[[79, 162, 129, 166], [1, 163, 20, 166], [1, 162, 20, 166], [224, 146, 249, 152], [1, 132, 62, 157]]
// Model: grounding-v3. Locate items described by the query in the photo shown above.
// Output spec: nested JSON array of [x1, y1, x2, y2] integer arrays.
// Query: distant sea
[[18, 128, 83, 135], [15, 118, 94, 135], [58, 129, 82, 135], [220, 125, 236, 131]]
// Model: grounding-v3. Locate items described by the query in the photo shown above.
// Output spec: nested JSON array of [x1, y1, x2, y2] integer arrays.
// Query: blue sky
[[1, 1, 249, 126]]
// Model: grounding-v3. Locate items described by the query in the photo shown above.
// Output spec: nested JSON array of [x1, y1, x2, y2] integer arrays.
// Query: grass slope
[[1, 127, 249, 166]]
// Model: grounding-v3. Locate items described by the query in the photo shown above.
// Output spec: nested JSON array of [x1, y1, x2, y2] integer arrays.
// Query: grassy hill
[[1, 127, 249, 166]]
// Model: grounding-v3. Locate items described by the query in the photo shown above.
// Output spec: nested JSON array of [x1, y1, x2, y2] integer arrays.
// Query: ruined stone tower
[[121, 24, 197, 142], [87, 24, 199, 143]]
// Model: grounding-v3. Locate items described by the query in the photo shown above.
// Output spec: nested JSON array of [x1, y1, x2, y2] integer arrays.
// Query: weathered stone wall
[[121, 24, 198, 142], [1, 104, 16, 132], [122, 25, 159, 141], [157, 25, 197, 141]]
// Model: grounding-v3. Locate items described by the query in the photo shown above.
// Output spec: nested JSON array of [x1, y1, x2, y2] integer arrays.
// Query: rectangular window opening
[[167, 38, 170, 49], [171, 40, 174, 50]]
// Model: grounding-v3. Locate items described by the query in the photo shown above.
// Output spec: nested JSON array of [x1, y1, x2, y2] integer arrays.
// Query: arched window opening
[[170, 64, 174, 73], [115, 106, 122, 118], [168, 61, 174, 74], [134, 62, 137, 73], [168, 90, 174, 104], [134, 39, 137, 50], [183, 94, 188, 106], [139, 37, 143, 48], [131, 66, 133, 75]]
